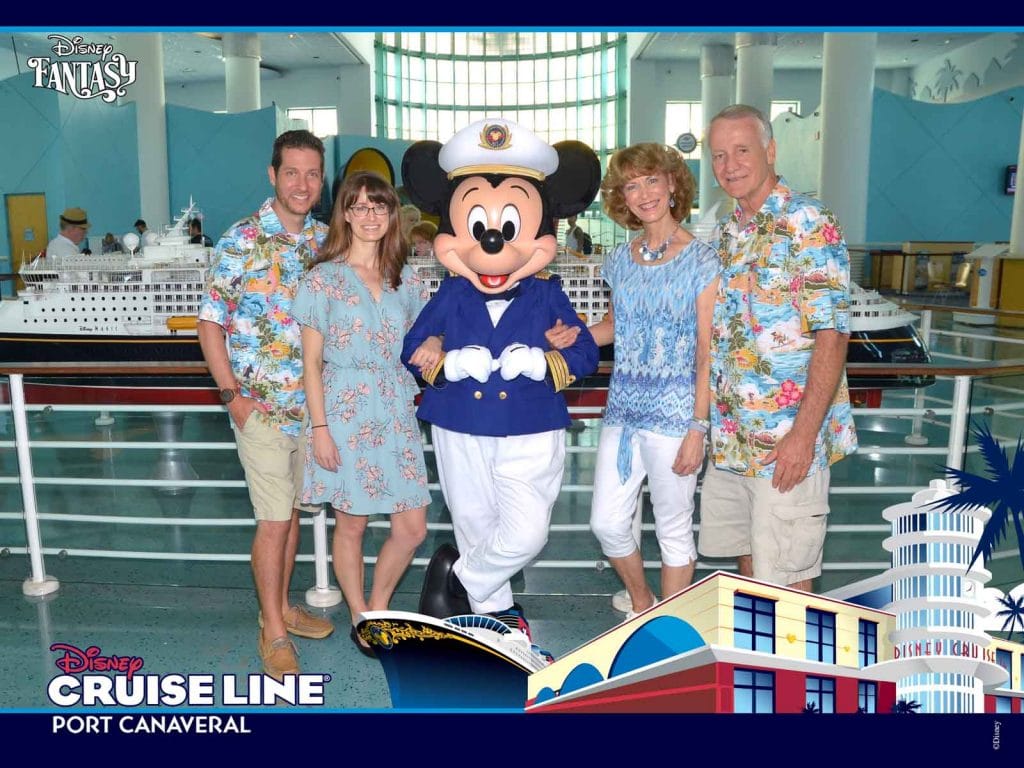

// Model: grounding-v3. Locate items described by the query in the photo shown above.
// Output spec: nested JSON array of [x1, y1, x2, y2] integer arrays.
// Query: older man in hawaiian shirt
[[698, 105, 858, 592]]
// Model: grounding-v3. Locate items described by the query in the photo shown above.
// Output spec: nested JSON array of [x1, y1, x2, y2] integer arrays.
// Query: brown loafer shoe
[[258, 606, 335, 640], [258, 633, 299, 680]]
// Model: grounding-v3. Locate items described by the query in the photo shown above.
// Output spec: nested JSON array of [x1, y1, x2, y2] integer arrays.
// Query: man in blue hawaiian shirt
[[698, 105, 858, 592], [198, 130, 334, 679]]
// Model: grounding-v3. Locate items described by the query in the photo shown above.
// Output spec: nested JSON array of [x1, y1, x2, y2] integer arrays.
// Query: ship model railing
[[2, 307, 1024, 601]]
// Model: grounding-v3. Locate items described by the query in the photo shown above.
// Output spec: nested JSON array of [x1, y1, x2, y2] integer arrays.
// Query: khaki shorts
[[698, 464, 830, 585], [234, 412, 320, 521]]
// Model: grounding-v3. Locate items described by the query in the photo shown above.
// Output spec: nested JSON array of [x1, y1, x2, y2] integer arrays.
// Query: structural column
[[699, 44, 734, 220], [735, 33, 776, 117], [116, 33, 170, 233], [995, 110, 1024, 327], [818, 33, 877, 283], [223, 33, 261, 113]]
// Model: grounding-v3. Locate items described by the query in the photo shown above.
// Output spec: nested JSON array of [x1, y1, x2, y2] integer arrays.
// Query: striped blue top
[[602, 237, 721, 481]]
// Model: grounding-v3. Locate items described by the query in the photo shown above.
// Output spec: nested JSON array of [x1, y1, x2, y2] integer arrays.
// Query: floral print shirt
[[197, 198, 328, 436], [710, 177, 858, 477]]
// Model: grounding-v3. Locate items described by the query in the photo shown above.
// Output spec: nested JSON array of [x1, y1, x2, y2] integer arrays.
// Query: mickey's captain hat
[[439, 118, 559, 181]]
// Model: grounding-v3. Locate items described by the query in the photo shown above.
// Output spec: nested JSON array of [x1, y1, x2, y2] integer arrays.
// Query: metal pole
[[305, 504, 342, 608], [10, 374, 60, 596], [946, 375, 972, 473], [905, 309, 931, 446]]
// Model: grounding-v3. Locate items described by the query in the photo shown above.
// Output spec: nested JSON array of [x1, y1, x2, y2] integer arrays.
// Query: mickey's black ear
[[401, 141, 448, 216], [547, 141, 601, 218]]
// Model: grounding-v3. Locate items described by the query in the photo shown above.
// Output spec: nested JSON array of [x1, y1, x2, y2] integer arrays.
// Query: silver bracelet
[[688, 417, 710, 434]]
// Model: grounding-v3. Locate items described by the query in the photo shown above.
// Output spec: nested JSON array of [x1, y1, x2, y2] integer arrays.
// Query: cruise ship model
[[0, 199, 210, 364], [0, 204, 931, 401], [356, 610, 552, 709]]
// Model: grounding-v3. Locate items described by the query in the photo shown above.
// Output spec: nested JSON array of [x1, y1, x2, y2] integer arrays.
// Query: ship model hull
[[0, 330, 202, 364], [847, 325, 935, 390], [356, 612, 543, 709]]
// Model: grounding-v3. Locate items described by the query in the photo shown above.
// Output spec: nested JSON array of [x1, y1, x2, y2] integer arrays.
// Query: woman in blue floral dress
[[292, 171, 432, 655]]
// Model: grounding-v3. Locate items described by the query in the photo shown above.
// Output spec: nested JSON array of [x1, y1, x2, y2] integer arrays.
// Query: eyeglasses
[[349, 203, 390, 218]]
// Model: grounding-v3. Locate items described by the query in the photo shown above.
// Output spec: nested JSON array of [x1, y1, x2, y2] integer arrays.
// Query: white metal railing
[[2, 322, 1021, 601]]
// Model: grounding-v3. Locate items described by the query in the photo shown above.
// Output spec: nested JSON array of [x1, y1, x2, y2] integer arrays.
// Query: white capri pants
[[432, 425, 566, 614], [590, 425, 698, 567]]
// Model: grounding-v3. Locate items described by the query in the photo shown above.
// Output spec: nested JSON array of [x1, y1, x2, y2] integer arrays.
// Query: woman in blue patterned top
[[588, 144, 720, 619]]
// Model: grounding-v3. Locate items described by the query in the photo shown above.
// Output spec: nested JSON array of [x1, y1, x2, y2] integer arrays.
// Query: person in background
[[292, 171, 431, 658], [564, 214, 593, 256], [101, 232, 122, 254], [698, 104, 858, 592], [408, 220, 438, 259], [399, 203, 421, 241], [134, 219, 148, 237], [189, 218, 214, 247], [583, 143, 719, 621], [197, 129, 335, 680], [46, 207, 90, 258]]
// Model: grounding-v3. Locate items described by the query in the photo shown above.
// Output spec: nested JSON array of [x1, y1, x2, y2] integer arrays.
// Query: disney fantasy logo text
[[27, 35, 137, 103]]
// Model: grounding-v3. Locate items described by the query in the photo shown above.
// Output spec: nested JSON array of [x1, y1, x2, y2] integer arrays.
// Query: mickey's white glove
[[444, 345, 495, 383], [498, 344, 548, 381]]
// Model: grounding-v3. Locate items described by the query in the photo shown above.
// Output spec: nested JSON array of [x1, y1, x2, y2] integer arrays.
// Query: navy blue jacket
[[402, 274, 598, 437]]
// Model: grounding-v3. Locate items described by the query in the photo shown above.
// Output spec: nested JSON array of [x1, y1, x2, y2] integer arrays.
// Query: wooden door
[[5, 193, 48, 272]]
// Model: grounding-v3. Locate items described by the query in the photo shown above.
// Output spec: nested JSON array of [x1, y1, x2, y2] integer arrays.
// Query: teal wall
[[166, 104, 278, 241], [867, 87, 1023, 242], [335, 134, 413, 189], [0, 72, 139, 274], [59, 88, 140, 245], [4, 71, 1022, 281]]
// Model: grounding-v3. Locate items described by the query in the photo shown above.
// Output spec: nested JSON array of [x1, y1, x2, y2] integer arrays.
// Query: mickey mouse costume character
[[401, 118, 601, 640]]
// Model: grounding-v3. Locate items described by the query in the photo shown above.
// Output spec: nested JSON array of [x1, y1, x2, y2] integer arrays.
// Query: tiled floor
[[2, 306, 1023, 709]]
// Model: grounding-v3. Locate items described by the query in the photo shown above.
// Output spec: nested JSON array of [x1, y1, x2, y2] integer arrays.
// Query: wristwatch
[[219, 388, 238, 404]]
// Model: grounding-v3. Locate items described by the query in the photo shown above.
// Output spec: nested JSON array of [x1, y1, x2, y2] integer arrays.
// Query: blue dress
[[291, 260, 431, 516]]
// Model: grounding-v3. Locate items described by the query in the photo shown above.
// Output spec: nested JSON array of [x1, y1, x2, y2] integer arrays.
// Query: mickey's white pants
[[431, 425, 565, 614]]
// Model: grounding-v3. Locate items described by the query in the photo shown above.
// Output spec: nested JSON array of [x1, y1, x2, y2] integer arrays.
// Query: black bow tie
[[478, 282, 521, 302]]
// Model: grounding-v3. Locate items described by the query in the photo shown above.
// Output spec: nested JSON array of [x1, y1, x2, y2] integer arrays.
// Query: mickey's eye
[[467, 206, 487, 240], [500, 205, 521, 241]]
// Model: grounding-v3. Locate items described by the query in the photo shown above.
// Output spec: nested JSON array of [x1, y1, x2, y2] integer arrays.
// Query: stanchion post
[[905, 309, 932, 446], [946, 375, 972, 474], [305, 503, 342, 608], [10, 374, 60, 597]]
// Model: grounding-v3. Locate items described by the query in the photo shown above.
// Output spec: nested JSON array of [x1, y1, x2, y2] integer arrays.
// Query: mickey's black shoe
[[419, 543, 472, 618]]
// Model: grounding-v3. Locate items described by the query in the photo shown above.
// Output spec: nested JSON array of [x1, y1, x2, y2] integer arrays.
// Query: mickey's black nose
[[480, 229, 504, 255]]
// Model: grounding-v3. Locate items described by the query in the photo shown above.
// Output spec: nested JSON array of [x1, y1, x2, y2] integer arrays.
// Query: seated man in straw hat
[[46, 207, 90, 258]]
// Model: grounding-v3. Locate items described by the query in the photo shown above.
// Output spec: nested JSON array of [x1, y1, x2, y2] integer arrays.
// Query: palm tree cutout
[[927, 422, 1024, 571], [996, 593, 1024, 641], [802, 702, 820, 713], [934, 59, 964, 103], [892, 698, 921, 714]]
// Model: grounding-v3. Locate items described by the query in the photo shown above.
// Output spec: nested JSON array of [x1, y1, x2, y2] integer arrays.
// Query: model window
[[806, 609, 836, 663], [806, 676, 835, 713], [734, 668, 775, 714], [859, 619, 878, 667], [858, 681, 877, 713], [734, 592, 775, 654]]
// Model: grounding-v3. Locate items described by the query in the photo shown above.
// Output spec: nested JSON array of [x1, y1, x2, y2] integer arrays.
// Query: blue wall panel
[[166, 104, 277, 241], [868, 87, 1023, 242], [59, 94, 139, 243], [0, 73, 64, 272]]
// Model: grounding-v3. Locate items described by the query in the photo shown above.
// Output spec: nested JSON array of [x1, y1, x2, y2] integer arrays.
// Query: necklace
[[638, 227, 678, 262]]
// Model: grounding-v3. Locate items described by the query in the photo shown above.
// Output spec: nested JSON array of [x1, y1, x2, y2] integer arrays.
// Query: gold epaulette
[[422, 354, 446, 387], [544, 350, 576, 392]]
